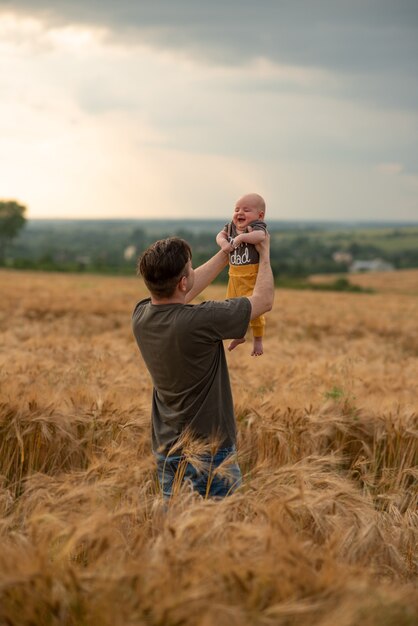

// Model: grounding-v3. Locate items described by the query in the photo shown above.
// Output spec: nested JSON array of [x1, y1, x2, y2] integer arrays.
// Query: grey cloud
[[3, 1, 418, 74], [3, 0, 417, 114]]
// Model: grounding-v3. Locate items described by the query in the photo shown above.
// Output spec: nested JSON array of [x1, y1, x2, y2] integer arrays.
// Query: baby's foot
[[228, 337, 246, 352], [251, 337, 264, 356]]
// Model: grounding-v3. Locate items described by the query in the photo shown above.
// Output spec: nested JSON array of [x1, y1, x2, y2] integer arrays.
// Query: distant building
[[124, 245, 137, 261], [332, 251, 353, 264], [75, 255, 91, 268], [349, 258, 394, 273]]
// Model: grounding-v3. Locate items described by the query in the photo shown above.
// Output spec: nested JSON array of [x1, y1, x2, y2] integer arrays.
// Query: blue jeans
[[155, 446, 242, 499]]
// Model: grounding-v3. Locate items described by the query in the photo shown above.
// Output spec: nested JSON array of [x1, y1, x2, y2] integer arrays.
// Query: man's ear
[[179, 275, 188, 292]]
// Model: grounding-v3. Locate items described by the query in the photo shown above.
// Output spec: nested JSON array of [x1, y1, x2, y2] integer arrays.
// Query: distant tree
[[130, 227, 147, 254], [0, 200, 27, 262]]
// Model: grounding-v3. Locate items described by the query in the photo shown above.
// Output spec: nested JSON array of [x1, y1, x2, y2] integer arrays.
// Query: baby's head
[[233, 193, 266, 231]]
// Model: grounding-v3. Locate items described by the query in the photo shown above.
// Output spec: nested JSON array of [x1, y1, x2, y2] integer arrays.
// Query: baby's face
[[232, 196, 264, 232]]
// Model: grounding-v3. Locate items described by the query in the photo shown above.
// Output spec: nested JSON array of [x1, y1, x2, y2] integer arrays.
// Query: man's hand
[[216, 230, 233, 253], [221, 239, 234, 253], [255, 230, 270, 260], [247, 230, 274, 320]]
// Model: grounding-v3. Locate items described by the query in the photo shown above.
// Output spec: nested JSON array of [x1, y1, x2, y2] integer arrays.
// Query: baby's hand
[[232, 234, 244, 248]]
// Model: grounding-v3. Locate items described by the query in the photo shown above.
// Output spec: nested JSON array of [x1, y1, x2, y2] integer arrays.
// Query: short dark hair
[[137, 237, 192, 298]]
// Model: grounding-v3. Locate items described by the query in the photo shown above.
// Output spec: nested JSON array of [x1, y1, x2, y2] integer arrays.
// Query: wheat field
[[0, 268, 417, 626]]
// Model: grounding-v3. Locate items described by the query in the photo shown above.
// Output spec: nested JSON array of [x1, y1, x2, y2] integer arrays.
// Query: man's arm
[[185, 250, 229, 304], [247, 233, 274, 319]]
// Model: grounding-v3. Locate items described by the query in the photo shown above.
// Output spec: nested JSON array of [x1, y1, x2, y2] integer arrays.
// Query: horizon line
[[27, 217, 418, 226]]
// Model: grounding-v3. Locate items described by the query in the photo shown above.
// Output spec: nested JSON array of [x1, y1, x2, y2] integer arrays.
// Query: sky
[[1, 1, 417, 221]]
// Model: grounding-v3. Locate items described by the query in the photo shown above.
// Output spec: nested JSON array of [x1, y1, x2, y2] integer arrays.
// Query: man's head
[[138, 237, 192, 299], [233, 193, 266, 232]]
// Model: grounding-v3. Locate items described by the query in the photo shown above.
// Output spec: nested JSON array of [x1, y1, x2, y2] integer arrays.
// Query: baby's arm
[[232, 229, 266, 248], [216, 229, 233, 253]]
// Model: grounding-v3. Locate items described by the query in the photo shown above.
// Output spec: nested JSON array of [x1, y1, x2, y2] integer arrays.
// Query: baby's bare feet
[[228, 337, 246, 351], [251, 337, 264, 356]]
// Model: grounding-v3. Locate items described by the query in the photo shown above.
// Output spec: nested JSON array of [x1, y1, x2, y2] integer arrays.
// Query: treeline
[[3, 220, 418, 283]]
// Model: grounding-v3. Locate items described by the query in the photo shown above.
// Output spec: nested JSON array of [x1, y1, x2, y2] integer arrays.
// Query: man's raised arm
[[247, 233, 274, 319], [185, 250, 229, 304]]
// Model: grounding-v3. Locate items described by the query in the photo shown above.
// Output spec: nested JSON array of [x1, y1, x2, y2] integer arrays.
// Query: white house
[[349, 258, 394, 273]]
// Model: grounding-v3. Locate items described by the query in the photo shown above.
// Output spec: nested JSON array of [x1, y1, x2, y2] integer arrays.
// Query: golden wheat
[[0, 268, 417, 626], [309, 268, 418, 296]]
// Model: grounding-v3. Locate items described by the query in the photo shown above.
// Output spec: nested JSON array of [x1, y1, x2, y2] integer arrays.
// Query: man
[[132, 233, 274, 498]]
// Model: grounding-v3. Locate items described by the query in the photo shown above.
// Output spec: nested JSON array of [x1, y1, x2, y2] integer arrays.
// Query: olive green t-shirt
[[132, 297, 251, 454]]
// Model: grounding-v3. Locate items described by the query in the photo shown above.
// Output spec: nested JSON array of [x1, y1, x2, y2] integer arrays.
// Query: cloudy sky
[[1, 1, 417, 221]]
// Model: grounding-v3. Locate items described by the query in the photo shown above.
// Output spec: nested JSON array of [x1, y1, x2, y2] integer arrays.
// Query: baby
[[216, 193, 267, 356]]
